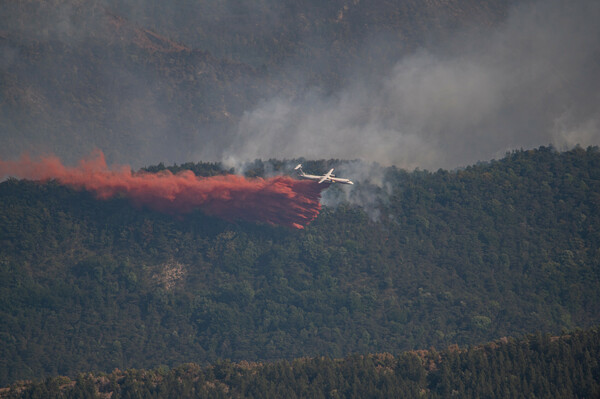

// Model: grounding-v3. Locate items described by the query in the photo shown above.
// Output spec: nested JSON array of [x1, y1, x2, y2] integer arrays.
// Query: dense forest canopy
[[1, 146, 600, 386], [3, 327, 600, 398]]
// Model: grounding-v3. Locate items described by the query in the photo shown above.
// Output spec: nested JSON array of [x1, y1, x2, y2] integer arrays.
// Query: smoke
[[0, 152, 326, 229], [319, 161, 392, 221], [1, 0, 598, 171], [223, 0, 600, 170]]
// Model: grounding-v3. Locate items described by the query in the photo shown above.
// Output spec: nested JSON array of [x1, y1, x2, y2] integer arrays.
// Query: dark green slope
[[1, 146, 600, 385], [4, 327, 600, 398]]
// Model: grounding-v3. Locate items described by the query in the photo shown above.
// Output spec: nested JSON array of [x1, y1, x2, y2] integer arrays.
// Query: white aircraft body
[[294, 164, 354, 185]]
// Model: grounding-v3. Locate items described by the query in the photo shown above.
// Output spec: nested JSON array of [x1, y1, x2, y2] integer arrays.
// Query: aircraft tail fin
[[294, 164, 304, 176]]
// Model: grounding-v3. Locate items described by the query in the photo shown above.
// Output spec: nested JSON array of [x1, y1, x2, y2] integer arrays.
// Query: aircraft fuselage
[[294, 164, 354, 185]]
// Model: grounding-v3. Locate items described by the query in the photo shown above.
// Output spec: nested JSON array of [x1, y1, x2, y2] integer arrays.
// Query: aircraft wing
[[318, 168, 335, 183]]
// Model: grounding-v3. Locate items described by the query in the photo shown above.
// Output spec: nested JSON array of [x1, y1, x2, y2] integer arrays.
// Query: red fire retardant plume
[[0, 152, 327, 229]]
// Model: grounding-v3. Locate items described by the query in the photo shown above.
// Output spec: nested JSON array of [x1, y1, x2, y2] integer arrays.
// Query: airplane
[[294, 164, 354, 185]]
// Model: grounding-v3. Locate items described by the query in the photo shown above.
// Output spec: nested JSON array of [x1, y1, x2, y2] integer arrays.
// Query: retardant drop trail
[[0, 152, 327, 229]]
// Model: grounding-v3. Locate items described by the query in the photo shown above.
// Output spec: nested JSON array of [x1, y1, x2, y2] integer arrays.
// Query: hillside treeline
[[1, 146, 599, 385], [3, 327, 599, 398]]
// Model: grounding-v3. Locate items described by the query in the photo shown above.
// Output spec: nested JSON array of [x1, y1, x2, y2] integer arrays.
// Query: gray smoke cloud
[[318, 160, 392, 221], [1, 0, 598, 172], [223, 0, 600, 170]]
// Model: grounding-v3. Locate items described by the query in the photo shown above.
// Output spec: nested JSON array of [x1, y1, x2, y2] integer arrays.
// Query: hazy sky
[[222, 0, 600, 170]]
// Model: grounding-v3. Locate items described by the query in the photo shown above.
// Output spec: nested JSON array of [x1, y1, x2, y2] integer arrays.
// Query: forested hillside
[[3, 327, 599, 398], [1, 146, 599, 385]]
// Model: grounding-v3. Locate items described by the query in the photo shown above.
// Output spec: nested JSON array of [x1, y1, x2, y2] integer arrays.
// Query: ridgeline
[[3, 328, 600, 398]]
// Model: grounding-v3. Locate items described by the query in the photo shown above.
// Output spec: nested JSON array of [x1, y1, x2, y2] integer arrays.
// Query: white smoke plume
[[223, 0, 600, 170], [319, 160, 392, 221]]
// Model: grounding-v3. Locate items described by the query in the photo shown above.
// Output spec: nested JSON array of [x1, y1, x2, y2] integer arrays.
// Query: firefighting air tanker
[[294, 164, 354, 185]]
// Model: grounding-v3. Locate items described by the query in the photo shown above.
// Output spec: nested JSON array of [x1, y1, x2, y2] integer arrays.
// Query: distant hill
[[0, 1, 264, 165], [3, 326, 599, 398], [1, 146, 600, 385], [0, 0, 511, 166]]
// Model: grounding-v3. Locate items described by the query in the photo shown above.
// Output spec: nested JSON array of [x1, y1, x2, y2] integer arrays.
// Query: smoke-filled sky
[[223, 0, 600, 170], [1, 0, 599, 170]]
